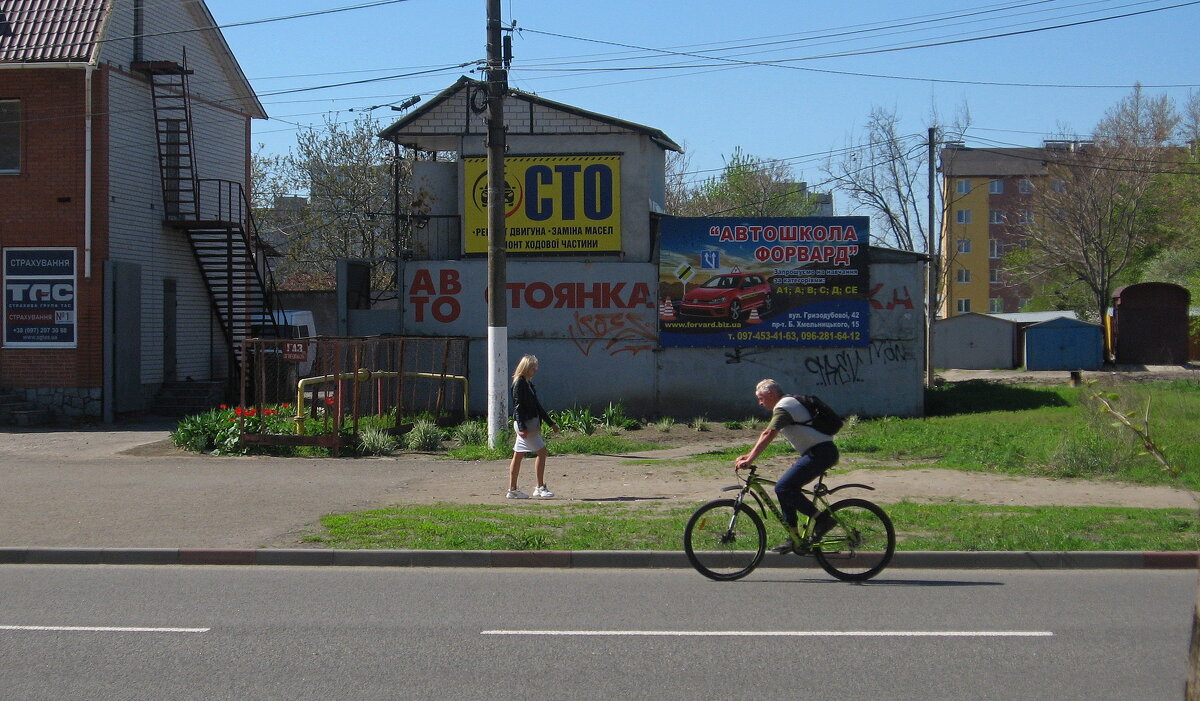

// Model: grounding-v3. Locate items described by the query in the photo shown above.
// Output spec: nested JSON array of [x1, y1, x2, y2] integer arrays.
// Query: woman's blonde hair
[[512, 354, 539, 382]]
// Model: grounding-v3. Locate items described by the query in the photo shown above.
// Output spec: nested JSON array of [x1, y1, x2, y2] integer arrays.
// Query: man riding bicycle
[[733, 378, 839, 553]]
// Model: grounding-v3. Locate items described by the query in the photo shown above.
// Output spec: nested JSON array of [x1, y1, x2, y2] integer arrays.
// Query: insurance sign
[[4, 247, 77, 347], [462, 155, 621, 254]]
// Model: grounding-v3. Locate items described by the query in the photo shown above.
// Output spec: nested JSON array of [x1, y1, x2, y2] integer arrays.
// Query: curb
[[0, 548, 1195, 569]]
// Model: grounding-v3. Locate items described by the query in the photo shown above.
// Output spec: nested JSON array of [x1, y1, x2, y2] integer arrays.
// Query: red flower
[[281, 403, 291, 409], [326, 397, 335, 406], [234, 407, 244, 416], [265, 409, 276, 416], [219, 404, 228, 410]]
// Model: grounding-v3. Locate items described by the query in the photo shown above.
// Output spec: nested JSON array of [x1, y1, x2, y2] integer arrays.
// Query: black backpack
[[791, 394, 844, 436]]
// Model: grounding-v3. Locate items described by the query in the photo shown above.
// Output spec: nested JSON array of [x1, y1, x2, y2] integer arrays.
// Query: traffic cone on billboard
[[660, 298, 676, 321], [746, 307, 762, 324]]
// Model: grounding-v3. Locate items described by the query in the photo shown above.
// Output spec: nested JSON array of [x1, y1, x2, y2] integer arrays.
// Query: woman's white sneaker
[[532, 485, 554, 498], [506, 489, 530, 499]]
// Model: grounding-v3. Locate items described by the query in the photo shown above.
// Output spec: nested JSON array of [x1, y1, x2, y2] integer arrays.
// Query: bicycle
[[683, 464, 895, 582]]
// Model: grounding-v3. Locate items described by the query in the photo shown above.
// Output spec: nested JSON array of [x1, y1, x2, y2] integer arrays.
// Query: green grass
[[310, 501, 1200, 552], [842, 380, 1200, 488]]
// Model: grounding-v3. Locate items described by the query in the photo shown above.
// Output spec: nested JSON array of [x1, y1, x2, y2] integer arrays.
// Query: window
[[988, 210, 1005, 224], [956, 268, 971, 284], [989, 298, 1004, 313], [0, 100, 18, 174], [956, 179, 970, 194], [990, 268, 1002, 283], [989, 238, 1002, 258], [1017, 209, 1034, 225], [956, 299, 971, 313], [955, 209, 972, 224], [1018, 179, 1033, 194], [988, 180, 1003, 194], [1051, 179, 1066, 193], [956, 238, 971, 254]]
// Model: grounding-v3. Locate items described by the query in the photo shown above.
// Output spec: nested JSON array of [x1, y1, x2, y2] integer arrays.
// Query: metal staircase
[[133, 59, 281, 363]]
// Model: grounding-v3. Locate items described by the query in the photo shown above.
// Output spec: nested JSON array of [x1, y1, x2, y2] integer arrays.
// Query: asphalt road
[[0, 566, 1192, 700]]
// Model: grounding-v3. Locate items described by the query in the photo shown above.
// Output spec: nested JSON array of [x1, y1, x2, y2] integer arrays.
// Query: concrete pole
[[485, 0, 509, 447]]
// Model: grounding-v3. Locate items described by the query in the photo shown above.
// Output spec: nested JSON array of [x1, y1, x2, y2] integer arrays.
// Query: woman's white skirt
[[512, 417, 546, 453]]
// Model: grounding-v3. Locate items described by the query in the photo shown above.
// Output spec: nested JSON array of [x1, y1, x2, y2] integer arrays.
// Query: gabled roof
[[379, 75, 682, 153], [0, 0, 109, 63]]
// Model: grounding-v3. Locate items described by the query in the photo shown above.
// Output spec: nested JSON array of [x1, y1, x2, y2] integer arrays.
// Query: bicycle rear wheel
[[811, 498, 895, 582], [683, 499, 765, 581]]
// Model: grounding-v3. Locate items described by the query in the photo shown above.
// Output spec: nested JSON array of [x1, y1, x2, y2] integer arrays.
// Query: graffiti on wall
[[801, 340, 913, 386], [568, 311, 655, 357], [868, 283, 915, 310]]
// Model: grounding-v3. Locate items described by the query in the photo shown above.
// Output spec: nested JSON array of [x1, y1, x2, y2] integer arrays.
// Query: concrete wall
[[346, 255, 925, 420]]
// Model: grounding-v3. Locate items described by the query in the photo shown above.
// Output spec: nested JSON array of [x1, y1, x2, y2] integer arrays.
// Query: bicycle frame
[[721, 465, 875, 541]]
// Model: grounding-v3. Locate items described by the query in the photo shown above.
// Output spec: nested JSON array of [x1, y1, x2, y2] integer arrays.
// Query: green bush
[[452, 420, 488, 446], [356, 427, 399, 456], [405, 419, 446, 451]]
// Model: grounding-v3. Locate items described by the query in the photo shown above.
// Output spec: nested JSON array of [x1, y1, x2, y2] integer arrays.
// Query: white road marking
[[0, 625, 209, 634], [482, 630, 1053, 637]]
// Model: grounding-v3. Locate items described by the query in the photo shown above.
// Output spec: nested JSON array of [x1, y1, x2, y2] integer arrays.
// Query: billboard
[[4, 247, 77, 348], [462, 155, 621, 254], [659, 217, 870, 348]]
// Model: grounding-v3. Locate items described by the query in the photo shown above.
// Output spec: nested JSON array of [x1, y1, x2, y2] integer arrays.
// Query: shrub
[[357, 427, 399, 456], [553, 405, 597, 435], [653, 417, 675, 432], [452, 420, 488, 446], [405, 419, 446, 451], [691, 417, 710, 432]]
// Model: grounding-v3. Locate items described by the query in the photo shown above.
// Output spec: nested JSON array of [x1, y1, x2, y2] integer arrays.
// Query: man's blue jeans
[[775, 441, 840, 527]]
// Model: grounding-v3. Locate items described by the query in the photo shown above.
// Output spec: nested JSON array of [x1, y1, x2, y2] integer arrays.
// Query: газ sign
[[462, 155, 622, 254]]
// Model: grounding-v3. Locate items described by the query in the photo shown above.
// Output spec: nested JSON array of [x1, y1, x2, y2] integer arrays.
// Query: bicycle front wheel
[[812, 498, 895, 582], [683, 499, 765, 581]]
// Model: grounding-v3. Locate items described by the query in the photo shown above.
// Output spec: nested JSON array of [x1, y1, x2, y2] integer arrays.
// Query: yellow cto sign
[[463, 155, 621, 254]]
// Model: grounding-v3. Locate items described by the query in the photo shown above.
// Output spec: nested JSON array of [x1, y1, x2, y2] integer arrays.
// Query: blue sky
[[206, 0, 1200, 199]]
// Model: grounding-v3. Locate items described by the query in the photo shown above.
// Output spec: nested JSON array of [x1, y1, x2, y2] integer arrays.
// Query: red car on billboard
[[678, 272, 773, 321]]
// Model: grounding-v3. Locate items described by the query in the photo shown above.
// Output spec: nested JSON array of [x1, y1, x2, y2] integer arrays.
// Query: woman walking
[[507, 354, 559, 499]]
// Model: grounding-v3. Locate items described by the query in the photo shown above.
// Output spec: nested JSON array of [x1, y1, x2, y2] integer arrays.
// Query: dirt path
[[378, 429, 1199, 510]]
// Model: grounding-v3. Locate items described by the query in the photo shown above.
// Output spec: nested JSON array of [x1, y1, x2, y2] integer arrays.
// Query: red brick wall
[[0, 67, 109, 388]]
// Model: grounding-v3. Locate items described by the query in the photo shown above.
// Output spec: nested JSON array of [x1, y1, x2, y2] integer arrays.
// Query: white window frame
[[989, 239, 1002, 258], [955, 209, 972, 224], [956, 179, 971, 195], [957, 238, 971, 254], [988, 180, 1003, 194], [989, 298, 1004, 313], [988, 210, 1005, 224], [956, 298, 971, 313], [956, 268, 971, 284], [990, 268, 1002, 283]]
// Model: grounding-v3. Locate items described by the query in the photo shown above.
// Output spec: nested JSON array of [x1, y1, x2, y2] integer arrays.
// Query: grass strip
[[310, 501, 1199, 552]]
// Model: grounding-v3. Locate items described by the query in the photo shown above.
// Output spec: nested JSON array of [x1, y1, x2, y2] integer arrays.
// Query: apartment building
[[937, 141, 1084, 317]]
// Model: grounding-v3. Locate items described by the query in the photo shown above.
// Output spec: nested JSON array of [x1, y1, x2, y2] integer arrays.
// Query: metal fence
[[238, 335, 469, 455]]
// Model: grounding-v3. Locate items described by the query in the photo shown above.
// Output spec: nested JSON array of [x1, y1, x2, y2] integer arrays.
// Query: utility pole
[[485, 0, 508, 447], [925, 126, 939, 387]]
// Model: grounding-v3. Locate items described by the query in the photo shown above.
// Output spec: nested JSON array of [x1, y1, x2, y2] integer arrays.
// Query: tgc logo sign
[[7, 283, 74, 302]]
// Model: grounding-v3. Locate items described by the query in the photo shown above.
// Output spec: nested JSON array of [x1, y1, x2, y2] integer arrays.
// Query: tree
[[253, 113, 407, 292], [1014, 85, 1182, 323], [667, 147, 819, 217], [821, 106, 971, 253]]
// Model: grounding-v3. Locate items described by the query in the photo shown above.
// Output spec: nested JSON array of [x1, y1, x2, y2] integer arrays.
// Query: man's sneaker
[[506, 489, 530, 499], [770, 542, 794, 554], [532, 485, 555, 498]]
